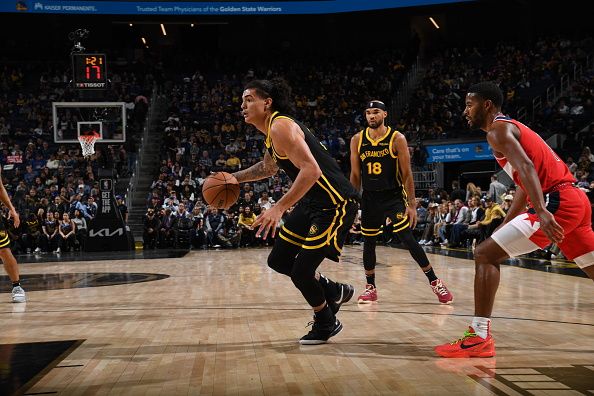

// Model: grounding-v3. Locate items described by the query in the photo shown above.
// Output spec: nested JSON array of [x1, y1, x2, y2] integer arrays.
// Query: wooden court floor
[[2, 246, 593, 395]]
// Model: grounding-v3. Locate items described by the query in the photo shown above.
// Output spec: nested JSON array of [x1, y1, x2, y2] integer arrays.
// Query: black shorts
[[0, 219, 10, 249], [361, 189, 409, 236], [278, 198, 358, 262]]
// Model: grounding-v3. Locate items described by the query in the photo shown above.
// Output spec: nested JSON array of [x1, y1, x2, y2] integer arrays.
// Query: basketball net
[[78, 133, 100, 158]]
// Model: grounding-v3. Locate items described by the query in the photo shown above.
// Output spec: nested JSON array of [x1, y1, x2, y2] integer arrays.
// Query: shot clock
[[72, 53, 108, 89]]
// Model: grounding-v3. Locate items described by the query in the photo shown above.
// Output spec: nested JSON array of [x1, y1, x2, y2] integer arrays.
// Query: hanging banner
[[8, 0, 473, 15]]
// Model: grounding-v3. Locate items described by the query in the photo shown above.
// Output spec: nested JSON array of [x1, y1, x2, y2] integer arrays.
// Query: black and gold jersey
[[26, 219, 41, 234], [358, 126, 405, 194], [265, 112, 359, 207]]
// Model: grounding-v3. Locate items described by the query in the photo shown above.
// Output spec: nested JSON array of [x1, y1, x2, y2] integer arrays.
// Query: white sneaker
[[56, 247, 61, 254], [11, 286, 26, 303], [419, 240, 426, 245], [34, 247, 41, 253]]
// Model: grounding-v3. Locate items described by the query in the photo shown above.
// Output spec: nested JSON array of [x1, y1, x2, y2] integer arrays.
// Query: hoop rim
[[78, 132, 101, 142]]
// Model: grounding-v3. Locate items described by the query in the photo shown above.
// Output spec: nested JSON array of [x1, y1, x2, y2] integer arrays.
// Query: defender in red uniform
[[435, 82, 594, 358]]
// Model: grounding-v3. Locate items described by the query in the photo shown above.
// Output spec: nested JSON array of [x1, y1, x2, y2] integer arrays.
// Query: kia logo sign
[[89, 228, 125, 237]]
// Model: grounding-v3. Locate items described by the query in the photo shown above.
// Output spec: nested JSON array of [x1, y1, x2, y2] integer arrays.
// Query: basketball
[[202, 172, 240, 209]]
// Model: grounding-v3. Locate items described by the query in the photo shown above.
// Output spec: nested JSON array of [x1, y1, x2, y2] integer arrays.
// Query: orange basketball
[[202, 172, 240, 209]]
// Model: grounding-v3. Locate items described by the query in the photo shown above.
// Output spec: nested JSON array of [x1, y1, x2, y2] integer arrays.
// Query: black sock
[[12, 281, 20, 288], [318, 274, 339, 300], [366, 274, 375, 287], [315, 304, 334, 323], [424, 268, 438, 283]]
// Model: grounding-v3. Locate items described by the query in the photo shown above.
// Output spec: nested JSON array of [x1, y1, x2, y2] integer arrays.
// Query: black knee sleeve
[[290, 250, 327, 307], [267, 247, 292, 276], [363, 236, 377, 271], [398, 228, 430, 268]]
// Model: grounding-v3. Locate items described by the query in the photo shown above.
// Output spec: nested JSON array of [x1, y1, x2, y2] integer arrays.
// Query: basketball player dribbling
[[435, 82, 594, 358], [232, 78, 360, 344]]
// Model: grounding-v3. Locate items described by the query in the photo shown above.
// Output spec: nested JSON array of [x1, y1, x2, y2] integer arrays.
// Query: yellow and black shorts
[[278, 198, 358, 262], [0, 220, 10, 249], [361, 189, 409, 237]]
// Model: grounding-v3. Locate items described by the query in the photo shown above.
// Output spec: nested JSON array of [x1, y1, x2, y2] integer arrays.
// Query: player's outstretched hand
[[252, 206, 283, 240]]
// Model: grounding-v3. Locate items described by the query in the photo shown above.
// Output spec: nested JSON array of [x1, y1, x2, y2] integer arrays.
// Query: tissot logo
[[89, 228, 125, 237]]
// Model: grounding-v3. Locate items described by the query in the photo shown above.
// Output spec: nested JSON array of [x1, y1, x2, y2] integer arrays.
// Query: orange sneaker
[[435, 327, 495, 358], [357, 284, 377, 303]]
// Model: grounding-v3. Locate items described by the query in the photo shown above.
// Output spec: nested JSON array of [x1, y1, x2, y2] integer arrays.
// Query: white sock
[[471, 317, 491, 339]]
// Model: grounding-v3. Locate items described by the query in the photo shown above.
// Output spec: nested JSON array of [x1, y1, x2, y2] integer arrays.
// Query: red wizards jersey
[[492, 115, 575, 194]]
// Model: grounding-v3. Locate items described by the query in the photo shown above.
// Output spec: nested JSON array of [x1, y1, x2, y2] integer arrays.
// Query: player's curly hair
[[467, 82, 504, 108], [244, 78, 295, 114]]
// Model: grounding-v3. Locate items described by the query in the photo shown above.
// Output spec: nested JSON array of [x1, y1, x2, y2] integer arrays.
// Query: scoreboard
[[72, 53, 108, 89]]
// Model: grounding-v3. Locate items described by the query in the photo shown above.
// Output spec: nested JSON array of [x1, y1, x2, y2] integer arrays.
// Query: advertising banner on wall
[[426, 141, 494, 163]]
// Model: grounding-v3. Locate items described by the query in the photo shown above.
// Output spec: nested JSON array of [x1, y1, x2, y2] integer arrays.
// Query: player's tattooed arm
[[232, 151, 279, 183]]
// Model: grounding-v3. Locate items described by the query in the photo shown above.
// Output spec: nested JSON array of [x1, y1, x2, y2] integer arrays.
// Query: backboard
[[52, 102, 126, 143]]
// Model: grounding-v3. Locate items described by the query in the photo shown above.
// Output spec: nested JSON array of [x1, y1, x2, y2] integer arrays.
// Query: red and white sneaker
[[357, 284, 377, 304], [430, 279, 453, 304], [435, 327, 495, 358]]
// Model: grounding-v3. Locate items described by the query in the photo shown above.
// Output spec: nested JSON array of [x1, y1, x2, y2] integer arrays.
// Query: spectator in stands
[[258, 191, 274, 211], [501, 194, 514, 213], [465, 182, 482, 203], [41, 211, 59, 253], [71, 209, 87, 250], [162, 196, 179, 213], [441, 199, 468, 246], [116, 195, 128, 223], [143, 208, 160, 249], [85, 196, 97, 220], [475, 197, 506, 242], [57, 212, 76, 253], [192, 217, 207, 249], [419, 202, 439, 245], [225, 153, 241, 171], [158, 208, 174, 248], [565, 156, 578, 175], [448, 196, 480, 248], [237, 206, 257, 247], [214, 154, 227, 169], [205, 208, 226, 248], [413, 199, 429, 241], [488, 174, 507, 204], [581, 146, 594, 163], [238, 192, 255, 212], [450, 180, 466, 202], [172, 203, 193, 248], [51, 195, 69, 215], [22, 213, 42, 253]]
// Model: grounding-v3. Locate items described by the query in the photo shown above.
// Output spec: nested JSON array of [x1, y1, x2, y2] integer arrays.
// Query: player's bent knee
[[267, 253, 291, 276], [474, 238, 509, 265]]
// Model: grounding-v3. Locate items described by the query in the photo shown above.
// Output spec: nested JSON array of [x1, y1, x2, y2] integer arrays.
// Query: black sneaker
[[299, 318, 343, 345], [328, 283, 355, 315]]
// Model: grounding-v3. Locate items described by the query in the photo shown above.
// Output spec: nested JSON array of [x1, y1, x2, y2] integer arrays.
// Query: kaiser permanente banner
[[9, 0, 472, 15], [426, 141, 494, 163]]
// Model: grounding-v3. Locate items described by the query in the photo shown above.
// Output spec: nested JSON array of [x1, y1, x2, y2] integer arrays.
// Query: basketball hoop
[[78, 133, 100, 158]]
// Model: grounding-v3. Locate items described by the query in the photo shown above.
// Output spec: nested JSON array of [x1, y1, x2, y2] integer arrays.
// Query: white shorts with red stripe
[[491, 186, 594, 269]]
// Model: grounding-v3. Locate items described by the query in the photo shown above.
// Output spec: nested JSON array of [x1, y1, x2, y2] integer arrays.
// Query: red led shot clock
[[72, 53, 107, 89]]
